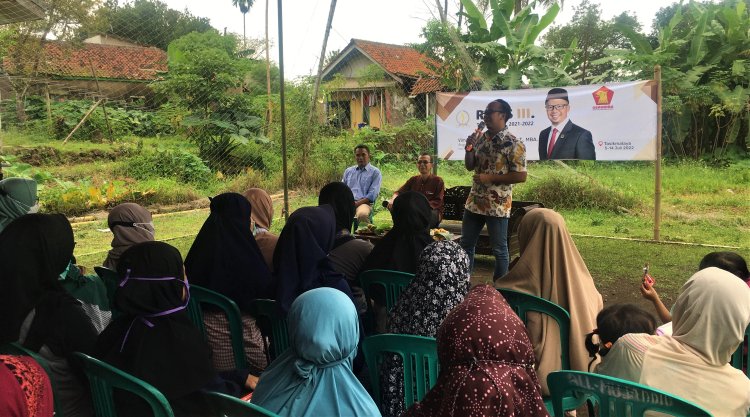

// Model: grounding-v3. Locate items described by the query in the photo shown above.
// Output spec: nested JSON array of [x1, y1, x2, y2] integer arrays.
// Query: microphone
[[465, 121, 485, 152]]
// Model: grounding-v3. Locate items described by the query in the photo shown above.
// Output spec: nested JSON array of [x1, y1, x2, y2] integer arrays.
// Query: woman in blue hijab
[[251, 287, 381, 417]]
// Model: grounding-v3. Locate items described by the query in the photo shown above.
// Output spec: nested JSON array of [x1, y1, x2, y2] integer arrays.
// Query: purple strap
[[119, 269, 191, 352]]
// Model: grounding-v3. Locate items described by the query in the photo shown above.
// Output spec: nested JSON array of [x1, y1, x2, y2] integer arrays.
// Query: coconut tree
[[232, 0, 254, 45]]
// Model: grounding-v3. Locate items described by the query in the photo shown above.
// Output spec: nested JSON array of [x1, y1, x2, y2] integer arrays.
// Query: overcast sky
[[164, 0, 686, 79]]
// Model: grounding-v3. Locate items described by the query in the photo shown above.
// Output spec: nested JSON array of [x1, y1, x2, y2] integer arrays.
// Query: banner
[[435, 81, 658, 161]]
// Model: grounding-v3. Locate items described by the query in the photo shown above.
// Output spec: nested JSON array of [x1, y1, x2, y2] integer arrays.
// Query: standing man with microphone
[[461, 99, 527, 278]]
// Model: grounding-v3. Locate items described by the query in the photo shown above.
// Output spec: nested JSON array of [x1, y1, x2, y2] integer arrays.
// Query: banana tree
[[459, 0, 561, 89]]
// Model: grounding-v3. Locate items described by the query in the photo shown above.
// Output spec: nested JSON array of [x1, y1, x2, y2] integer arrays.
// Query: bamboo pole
[[88, 59, 114, 143], [654, 65, 663, 241], [62, 99, 103, 144], [278, 0, 289, 220]]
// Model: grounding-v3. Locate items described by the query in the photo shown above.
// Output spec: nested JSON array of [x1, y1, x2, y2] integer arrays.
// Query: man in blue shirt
[[342, 144, 382, 225]]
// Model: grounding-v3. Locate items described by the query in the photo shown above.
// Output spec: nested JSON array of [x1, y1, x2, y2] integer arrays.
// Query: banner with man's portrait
[[435, 81, 658, 161]]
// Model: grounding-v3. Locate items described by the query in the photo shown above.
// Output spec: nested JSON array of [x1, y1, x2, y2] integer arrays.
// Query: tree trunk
[[265, 0, 273, 138]]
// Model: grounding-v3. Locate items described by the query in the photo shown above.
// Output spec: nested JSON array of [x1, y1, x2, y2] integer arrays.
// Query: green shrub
[[125, 149, 212, 184], [523, 172, 639, 212]]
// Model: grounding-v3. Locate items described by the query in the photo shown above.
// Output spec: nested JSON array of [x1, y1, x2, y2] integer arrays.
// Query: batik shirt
[[465, 127, 526, 218]]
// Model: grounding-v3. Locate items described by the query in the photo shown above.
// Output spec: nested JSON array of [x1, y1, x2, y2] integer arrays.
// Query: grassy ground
[[68, 158, 750, 314]]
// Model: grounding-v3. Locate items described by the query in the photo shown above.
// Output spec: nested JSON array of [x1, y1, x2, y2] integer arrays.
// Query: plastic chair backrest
[[248, 299, 289, 361], [202, 391, 280, 417], [0, 342, 65, 416], [730, 325, 750, 376], [186, 285, 248, 369], [359, 269, 414, 312], [362, 334, 439, 410], [548, 371, 713, 417], [497, 288, 571, 370], [73, 352, 174, 417]]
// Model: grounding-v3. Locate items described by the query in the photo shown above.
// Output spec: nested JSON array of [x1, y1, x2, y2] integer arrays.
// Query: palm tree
[[232, 0, 254, 45]]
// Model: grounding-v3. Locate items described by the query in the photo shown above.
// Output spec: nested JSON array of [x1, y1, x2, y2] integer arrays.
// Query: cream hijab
[[639, 267, 750, 417], [496, 208, 602, 394]]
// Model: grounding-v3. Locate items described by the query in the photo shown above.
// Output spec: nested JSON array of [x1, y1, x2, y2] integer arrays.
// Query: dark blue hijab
[[184, 193, 272, 310], [272, 205, 352, 314]]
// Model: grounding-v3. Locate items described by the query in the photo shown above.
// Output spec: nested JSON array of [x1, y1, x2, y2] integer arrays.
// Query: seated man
[[342, 144, 382, 225], [386, 152, 444, 228]]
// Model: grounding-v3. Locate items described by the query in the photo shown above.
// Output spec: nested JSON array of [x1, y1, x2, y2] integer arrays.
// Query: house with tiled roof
[[2, 35, 167, 102], [320, 39, 443, 130]]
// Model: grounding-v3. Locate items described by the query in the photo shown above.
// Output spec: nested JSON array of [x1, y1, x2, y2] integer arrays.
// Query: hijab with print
[[362, 191, 433, 273], [380, 240, 471, 417], [243, 188, 278, 271], [0, 214, 73, 343], [404, 285, 548, 417], [96, 241, 215, 399], [252, 287, 380, 417], [498, 208, 602, 394], [272, 205, 352, 314], [318, 182, 355, 234], [103, 203, 155, 270], [0, 178, 38, 234], [184, 193, 272, 311], [639, 267, 750, 411]]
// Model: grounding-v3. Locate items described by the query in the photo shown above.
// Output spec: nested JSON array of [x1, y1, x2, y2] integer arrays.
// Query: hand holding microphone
[[465, 121, 485, 152]]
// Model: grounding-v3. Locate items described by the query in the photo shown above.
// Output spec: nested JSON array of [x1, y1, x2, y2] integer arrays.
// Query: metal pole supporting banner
[[654, 65, 662, 241], [278, 0, 289, 221]]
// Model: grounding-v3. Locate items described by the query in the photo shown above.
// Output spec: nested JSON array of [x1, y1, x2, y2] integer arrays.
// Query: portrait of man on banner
[[538, 88, 596, 160]]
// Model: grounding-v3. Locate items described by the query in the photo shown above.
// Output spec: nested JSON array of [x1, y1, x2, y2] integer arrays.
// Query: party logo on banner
[[455, 110, 470, 127], [592, 86, 614, 110]]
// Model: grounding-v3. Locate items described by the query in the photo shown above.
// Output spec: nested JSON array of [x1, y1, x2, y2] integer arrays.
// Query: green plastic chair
[[361, 334, 439, 410], [0, 342, 65, 416], [74, 352, 174, 417], [186, 285, 248, 369], [730, 325, 750, 376], [547, 370, 713, 417], [202, 391, 281, 416], [248, 299, 289, 361], [359, 269, 414, 312], [497, 287, 585, 416]]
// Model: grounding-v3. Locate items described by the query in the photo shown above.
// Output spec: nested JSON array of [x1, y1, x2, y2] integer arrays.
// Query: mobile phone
[[642, 263, 655, 286]]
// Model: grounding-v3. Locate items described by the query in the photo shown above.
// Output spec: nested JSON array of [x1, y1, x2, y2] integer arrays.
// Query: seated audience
[[243, 188, 278, 272], [403, 284, 548, 417], [96, 241, 253, 417], [599, 267, 750, 417], [641, 251, 750, 325], [496, 208, 602, 394], [318, 181, 373, 313], [584, 304, 657, 373], [252, 287, 381, 417], [0, 214, 98, 417], [362, 191, 433, 274], [342, 144, 382, 225], [386, 153, 444, 228], [103, 202, 155, 270], [0, 354, 54, 417], [185, 192, 272, 375], [272, 205, 352, 314], [380, 240, 471, 417]]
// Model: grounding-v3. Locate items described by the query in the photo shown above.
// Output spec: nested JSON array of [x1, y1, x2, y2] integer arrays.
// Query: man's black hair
[[491, 99, 513, 121], [699, 251, 750, 281], [354, 144, 370, 154], [545, 87, 569, 104]]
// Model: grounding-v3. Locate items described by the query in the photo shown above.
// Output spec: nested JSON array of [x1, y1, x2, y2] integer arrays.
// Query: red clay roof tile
[[31, 42, 167, 80]]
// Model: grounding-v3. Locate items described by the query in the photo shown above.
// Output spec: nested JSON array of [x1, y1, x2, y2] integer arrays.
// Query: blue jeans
[[460, 210, 509, 279]]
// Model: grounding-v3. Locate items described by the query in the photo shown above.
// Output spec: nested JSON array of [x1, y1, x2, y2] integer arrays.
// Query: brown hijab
[[103, 203, 155, 270], [243, 188, 277, 271], [403, 284, 548, 417], [496, 208, 602, 394]]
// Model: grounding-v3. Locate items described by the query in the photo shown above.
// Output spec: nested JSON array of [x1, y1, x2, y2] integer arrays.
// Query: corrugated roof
[[13, 41, 168, 80]]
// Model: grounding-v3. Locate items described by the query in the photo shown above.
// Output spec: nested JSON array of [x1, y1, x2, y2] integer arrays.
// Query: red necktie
[[547, 128, 558, 158]]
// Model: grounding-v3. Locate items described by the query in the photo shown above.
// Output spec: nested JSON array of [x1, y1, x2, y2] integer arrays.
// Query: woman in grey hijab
[[0, 177, 38, 233], [103, 203, 155, 270]]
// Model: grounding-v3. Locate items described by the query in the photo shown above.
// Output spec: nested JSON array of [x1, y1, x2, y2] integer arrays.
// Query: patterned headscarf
[[403, 284, 549, 417], [380, 240, 471, 417]]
